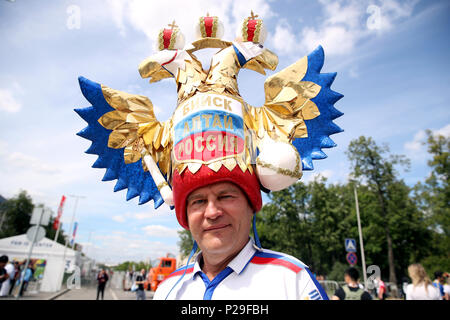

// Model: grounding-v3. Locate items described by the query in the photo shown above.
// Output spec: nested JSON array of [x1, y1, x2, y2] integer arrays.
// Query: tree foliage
[[0, 191, 68, 246]]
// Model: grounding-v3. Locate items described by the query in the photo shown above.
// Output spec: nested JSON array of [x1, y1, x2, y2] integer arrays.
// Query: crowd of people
[[327, 263, 449, 300], [0, 255, 35, 298]]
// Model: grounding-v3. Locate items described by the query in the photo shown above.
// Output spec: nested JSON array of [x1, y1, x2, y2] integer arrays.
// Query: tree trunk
[[376, 188, 397, 284]]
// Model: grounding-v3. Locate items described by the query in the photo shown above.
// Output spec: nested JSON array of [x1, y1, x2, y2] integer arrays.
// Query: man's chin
[[201, 237, 233, 255]]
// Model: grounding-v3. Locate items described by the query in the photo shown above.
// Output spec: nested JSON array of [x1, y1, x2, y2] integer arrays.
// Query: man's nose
[[204, 199, 222, 220]]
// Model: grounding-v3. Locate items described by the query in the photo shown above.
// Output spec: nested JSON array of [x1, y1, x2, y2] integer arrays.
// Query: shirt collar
[[191, 238, 259, 279]]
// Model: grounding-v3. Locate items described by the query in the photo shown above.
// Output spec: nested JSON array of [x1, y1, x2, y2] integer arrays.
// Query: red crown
[[199, 13, 219, 38], [241, 11, 264, 43], [158, 21, 180, 50]]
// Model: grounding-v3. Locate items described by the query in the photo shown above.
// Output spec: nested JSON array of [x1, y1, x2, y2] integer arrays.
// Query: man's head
[[141, 268, 146, 275], [434, 271, 444, 282], [344, 267, 359, 284], [0, 255, 8, 268], [186, 181, 254, 259], [172, 166, 262, 230]]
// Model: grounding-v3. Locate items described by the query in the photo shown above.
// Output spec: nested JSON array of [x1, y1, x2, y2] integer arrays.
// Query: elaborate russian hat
[[75, 12, 343, 230]]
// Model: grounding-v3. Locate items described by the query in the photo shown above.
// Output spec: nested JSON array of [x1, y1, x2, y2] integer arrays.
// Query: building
[[0, 234, 79, 292]]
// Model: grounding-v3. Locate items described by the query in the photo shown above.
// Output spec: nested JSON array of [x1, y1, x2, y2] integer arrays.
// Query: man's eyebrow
[[216, 187, 240, 196], [187, 192, 206, 202]]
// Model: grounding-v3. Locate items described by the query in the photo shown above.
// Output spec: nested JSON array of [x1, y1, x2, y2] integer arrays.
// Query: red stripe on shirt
[[162, 267, 194, 283], [250, 256, 303, 273]]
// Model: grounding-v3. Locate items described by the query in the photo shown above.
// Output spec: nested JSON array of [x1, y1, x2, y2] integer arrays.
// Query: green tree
[[0, 190, 34, 238], [347, 136, 410, 284], [177, 229, 195, 259], [257, 182, 317, 269], [413, 130, 450, 274]]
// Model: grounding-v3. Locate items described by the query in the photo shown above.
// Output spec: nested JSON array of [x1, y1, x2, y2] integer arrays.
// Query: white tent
[[0, 234, 80, 292]]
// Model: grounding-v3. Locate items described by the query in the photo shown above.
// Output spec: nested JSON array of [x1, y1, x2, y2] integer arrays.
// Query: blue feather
[[75, 76, 164, 207], [293, 45, 344, 171]]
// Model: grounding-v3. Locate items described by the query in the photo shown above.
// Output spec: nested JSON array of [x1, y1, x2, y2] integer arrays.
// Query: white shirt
[[0, 263, 15, 296], [444, 284, 450, 295], [405, 283, 442, 300], [154, 238, 328, 300]]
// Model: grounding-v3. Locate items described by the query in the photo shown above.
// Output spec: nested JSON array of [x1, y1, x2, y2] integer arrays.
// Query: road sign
[[26, 225, 46, 242], [346, 252, 358, 266], [30, 207, 51, 226], [345, 238, 357, 252]]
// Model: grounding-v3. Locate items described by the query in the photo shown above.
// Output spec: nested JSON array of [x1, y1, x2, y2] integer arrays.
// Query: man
[[0, 255, 9, 297], [0, 257, 15, 297], [134, 269, 146, 300], [433, 271, 445, 299], [154, 181, 328, 300], [18, 263, 33, 297], [443, 273, 450, 301], [332, 267, 372, 300], [76, 12, 342, 302], [96, 269, 109, 300], [376, 276, 387, 300]]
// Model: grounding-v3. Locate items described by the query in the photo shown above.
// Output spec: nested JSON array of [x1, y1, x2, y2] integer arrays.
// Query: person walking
[[18, 264, 33, 297], [332, 267, 372, 300], [0, 255, 9, 297], [405, 264, 441, 300], [96, 269, 109, 300], [432, 271, 446, 299], [135, 269, 146, 300]]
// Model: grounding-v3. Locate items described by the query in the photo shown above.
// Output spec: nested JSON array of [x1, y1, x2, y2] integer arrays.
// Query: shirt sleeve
[[298, 268, 329, 300], [334, 287, 345, 300]]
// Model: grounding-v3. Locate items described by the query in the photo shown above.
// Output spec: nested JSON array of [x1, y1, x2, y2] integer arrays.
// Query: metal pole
[[15, 208, 44, 299], [53, 218, 62, 243], [354, 184, 368, 290], [60, 195, 85, 288]]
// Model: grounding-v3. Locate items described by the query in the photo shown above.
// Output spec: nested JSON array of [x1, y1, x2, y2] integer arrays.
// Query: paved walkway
[[1, 286, 154, 300]]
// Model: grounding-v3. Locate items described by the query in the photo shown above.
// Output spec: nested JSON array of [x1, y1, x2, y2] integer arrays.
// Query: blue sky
[[0, 0, 449, 264]]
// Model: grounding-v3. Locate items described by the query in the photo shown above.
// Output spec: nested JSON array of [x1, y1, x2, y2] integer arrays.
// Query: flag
[[53, 195, 66, 230], [70, 222, 78, 246]]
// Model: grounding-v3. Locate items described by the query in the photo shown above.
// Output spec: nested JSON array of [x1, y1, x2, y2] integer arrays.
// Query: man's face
[[186, 182, 254, 258], [344, 274, 351, 284]]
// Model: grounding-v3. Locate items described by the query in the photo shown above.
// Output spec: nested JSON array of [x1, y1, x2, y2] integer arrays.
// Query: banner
[[70, 222, 78, 246], [53, 195, 66, 230]]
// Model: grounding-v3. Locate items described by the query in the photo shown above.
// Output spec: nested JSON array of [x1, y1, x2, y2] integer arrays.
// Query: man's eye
[[219, 195, 233, 200], [191, 199, 206, 206]]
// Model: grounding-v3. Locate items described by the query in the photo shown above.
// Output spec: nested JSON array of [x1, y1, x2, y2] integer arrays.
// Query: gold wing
[[98, 85, 172, 176], [245, 55, 322, 142]]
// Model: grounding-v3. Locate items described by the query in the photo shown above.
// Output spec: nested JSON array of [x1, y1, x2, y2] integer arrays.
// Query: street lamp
[[349, 178, 368, 290]]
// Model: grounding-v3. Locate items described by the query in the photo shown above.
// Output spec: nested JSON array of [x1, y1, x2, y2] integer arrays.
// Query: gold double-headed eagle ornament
[[76, 12, 343, 208]]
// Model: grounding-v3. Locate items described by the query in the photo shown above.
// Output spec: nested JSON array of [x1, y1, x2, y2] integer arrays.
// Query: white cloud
[[270, 19, 299, 55], [269, 0, 420, 57], [112, 215, 126, 223], [404, 124, 450, 158], [0, 83, 22, 113], [142, 224, 180, 238], [404, 130, 427, 152], [106, 0, 272, 45]]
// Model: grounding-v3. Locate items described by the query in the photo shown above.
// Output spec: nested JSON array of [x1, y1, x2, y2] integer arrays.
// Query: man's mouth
[[203, 224, 231, 232]]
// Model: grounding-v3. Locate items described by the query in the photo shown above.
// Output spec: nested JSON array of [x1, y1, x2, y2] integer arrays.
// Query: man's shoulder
[[250, 248, 308, 274], [154, 263, 196, 300]]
